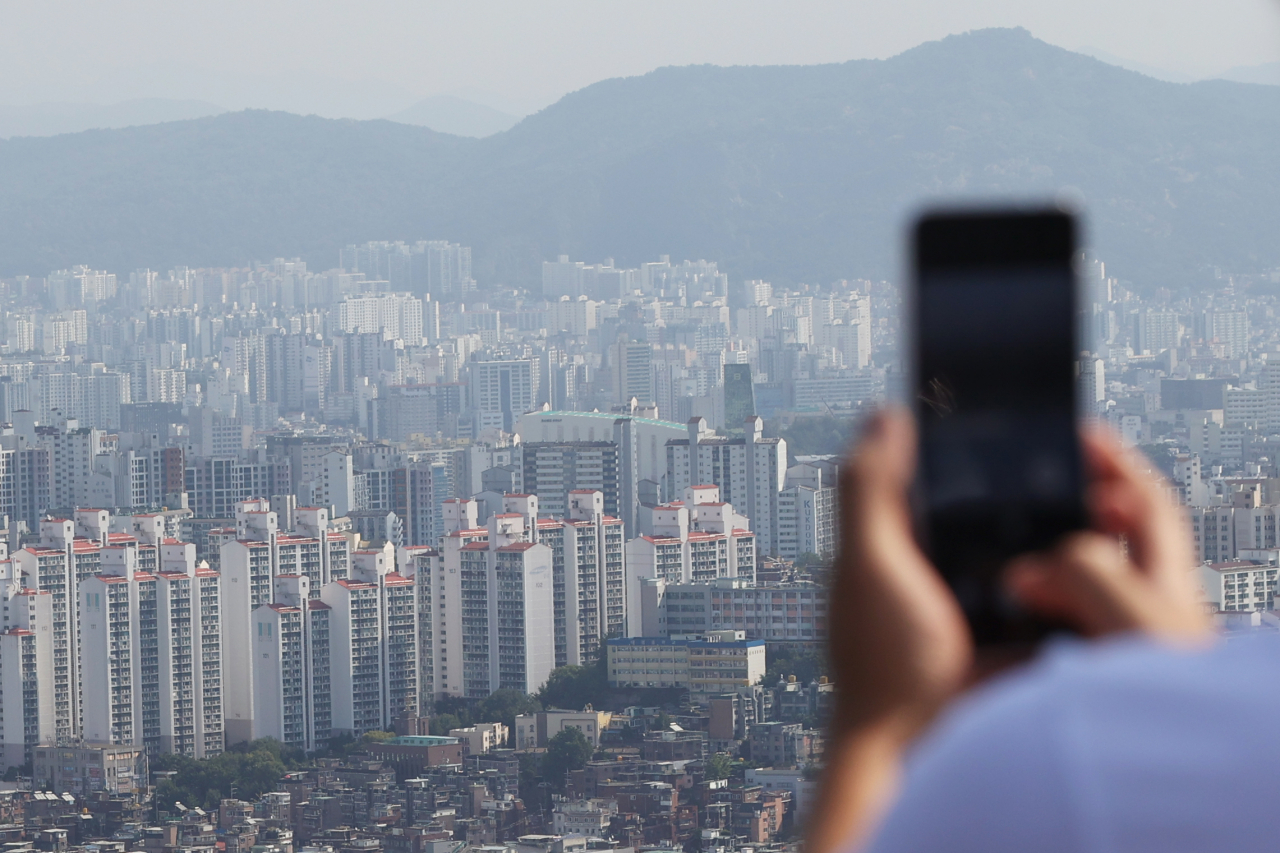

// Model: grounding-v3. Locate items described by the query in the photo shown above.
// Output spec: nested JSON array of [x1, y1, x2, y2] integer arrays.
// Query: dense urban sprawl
[[0, 241, 1273, 853]]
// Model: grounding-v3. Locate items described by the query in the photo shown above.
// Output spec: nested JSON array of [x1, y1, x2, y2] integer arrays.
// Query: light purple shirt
[[864, 633, 1280, 852]]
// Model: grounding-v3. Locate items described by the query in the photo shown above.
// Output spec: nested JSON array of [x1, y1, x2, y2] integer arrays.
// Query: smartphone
[[910, 207, 1087, 646]]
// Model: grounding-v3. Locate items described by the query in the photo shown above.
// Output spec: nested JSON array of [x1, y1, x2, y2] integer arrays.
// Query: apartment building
[[79, 541, 223, 757], [625, 486, 756, 636], [536, 490, 626, 667], [664, 416, 786, 556], [431, 499, 554, 700]]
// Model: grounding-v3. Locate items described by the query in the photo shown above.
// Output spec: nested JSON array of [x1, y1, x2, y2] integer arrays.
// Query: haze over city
[[2, 0, 1278, 124]]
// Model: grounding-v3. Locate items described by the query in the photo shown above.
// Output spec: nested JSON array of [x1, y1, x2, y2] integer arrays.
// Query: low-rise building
[[1199, 559, 1280, 611], [449, 722, 508, 755], [513, 708, 613, 750], [606, 631, 765, 698], [637, 578, 827, 643], [31, 743, 148, 800]]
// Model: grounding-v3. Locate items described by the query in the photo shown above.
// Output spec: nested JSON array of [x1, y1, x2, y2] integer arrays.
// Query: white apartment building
[[322, 546, 418, 736], [625, 485, 756, 637], [665, 416, 785, 557], [1199, 560, 1280, 612], [35, 372, 130, 430], [776, 483, 836, 560], [251, 575, 334, 753], [236, 523, 413, 745], [221, 501, 352, 744], [0, 560, 55, 767], [337, 293, 423, 344], [13, 514, 113, 744], [431, 500, 554, 700], [147, 367, 187, 403], [36, 419, 106, 509], [536, 490, 626, 667], [815, 294, 871, 369], [79, 542, 223, 758], [549, 296, 600, 337], [303, 449, 356, 517]]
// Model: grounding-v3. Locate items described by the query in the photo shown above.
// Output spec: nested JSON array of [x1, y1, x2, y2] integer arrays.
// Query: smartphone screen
[[912, 209, 1086, 645]]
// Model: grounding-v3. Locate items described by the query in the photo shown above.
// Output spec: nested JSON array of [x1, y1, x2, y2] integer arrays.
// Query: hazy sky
[[3, 0, 1278, 117]]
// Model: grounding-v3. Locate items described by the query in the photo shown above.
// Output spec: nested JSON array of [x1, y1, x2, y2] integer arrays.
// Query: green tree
[[537, 657, 609, 710], [434, 695, 473, 720], [652, 711, 672, 732], [776, 416, 857, 458], [760, 644, 828, 687], [541, 728, 593, 793], [476, 689, 542, 730], [152, 739, 299, 812], [704, 753, 734, 781], [430, 713, 463, 736], [518, 752, 547, 813]]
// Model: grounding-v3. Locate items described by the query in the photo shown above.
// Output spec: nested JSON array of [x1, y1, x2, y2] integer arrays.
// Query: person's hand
[[1005, 426, 1211, 643], [811, 409, 1209, 853], [828, 407, 971, 742], [809, 408, 971, 853]]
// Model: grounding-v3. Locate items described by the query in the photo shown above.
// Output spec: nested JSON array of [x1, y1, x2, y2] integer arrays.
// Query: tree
[[152, 738, 301, 812], [776, 415, 857, 458], [430, 713, 463, 736], [537, 656, 609, 710], [652, 711, 672, 732], [541, 728, 593, 793], [434, 695, 472, 720], [704, 753, 734, 782], [476, 689, 541, 730], [761, 644, 828, 687]]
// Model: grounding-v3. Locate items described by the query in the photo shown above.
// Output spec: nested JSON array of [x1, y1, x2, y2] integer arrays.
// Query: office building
[[637, 578, 827, 643], [606, 630, 765, 697], [722, 364, 756, 435], [470, 359, 539, 432], [611, 336, 653, 404]]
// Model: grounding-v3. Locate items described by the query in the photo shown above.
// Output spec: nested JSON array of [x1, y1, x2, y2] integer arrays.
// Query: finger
[[1081, 428, 1189, 576], [1005, 532, 1146, 636], [841, 408, 917, 547]]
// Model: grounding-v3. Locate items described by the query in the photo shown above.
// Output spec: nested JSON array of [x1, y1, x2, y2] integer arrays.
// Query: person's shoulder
[[1015, 631, 1280, 701], [917, 632, 1280, 759], [869, 633, 1280, 852]]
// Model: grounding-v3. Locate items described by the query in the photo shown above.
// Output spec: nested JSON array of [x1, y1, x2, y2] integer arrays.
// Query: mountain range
[[0, 27, 1277, 290]]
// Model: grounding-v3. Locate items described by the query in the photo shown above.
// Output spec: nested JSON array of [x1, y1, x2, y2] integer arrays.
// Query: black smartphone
[[910, 207, 1087, 646]]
